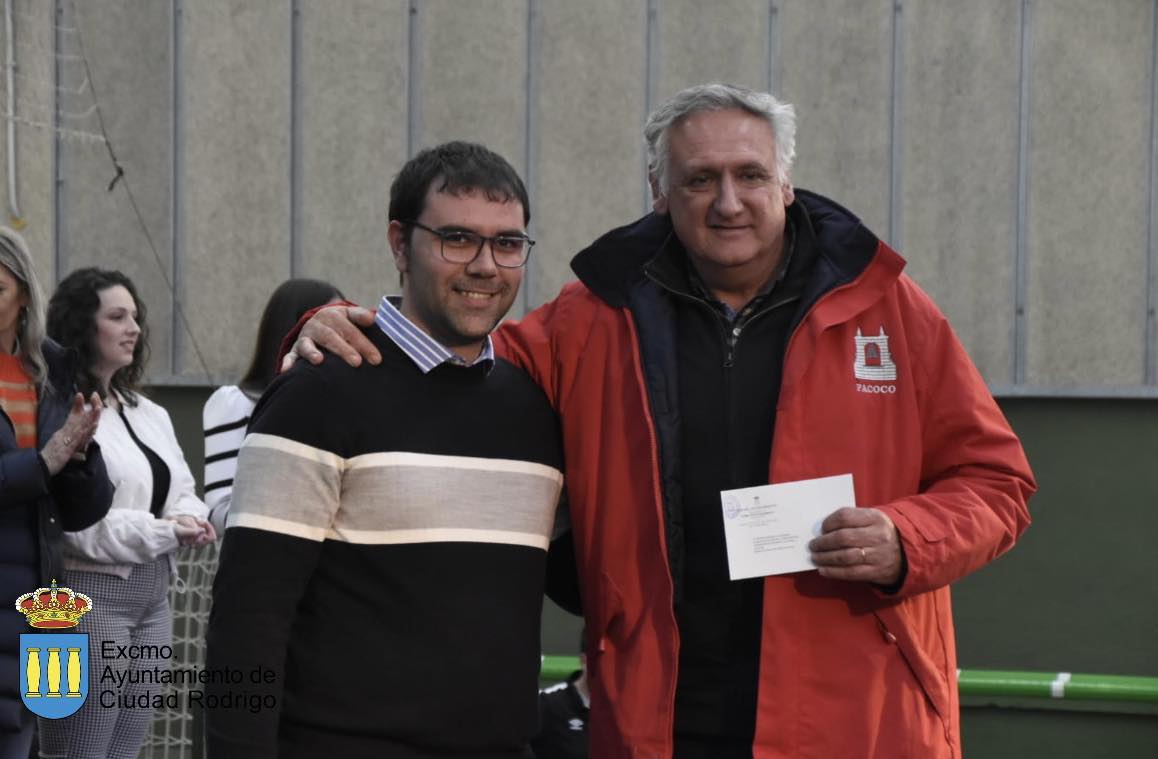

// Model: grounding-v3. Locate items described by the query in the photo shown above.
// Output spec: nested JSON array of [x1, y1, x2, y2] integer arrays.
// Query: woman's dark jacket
[[0, 339, 113, 731]]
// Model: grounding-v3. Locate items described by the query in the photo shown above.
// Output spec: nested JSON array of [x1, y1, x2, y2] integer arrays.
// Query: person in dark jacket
[[0, 227, 112, 759], [532, 630, 589, 759]]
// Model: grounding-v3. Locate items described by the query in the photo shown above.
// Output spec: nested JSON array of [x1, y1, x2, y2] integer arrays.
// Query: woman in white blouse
[[40, 268, 214, 759], [203, 278, 342, 532]]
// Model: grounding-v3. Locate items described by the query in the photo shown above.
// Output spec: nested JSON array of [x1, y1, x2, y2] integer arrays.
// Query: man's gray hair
[[645, 83, 797, 194], [0, 227, 48, 391]]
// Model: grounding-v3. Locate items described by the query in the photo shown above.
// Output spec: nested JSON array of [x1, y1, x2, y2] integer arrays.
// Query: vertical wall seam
[[643, 0, 658, 214], [407, 0, 421, 158], [1146, 0, 1158, 384], [290, 0, 301, 277], [53, 0, 63, 280], [523, 0, 539, 313], [170, 0, 183, 376], [889, 0, 904, 249], [767, 1, 780, 95], [1014, 0, 1033, 385]]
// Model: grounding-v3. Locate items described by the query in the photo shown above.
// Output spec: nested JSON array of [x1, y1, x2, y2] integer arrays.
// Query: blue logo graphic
[[19, 634, 88, 719]]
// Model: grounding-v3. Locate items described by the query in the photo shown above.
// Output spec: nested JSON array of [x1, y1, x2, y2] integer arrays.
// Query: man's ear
[[782, 182, 795, 208], [649, 175, 669, 215], [387, 220, 410, 275]]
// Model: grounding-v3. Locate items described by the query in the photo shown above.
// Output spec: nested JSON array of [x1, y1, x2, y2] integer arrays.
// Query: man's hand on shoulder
[[809, 507, 904, 588], [281, 305, 380, 372]]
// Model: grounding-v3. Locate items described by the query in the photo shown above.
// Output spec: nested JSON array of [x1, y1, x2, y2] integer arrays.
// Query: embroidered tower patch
[[853, 327, 897, 382]]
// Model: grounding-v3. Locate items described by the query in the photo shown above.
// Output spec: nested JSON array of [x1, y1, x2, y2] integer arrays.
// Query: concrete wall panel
[[57, 0, 174, 378], [1026, 0, 1151, 386], [181, 1, 291, 383], [656, 0, 770, 103], [3, 2, 1154, 394], [900, 0, 1020, 384], [416, 0, 527, 168], [0, 0, 55, 281], [531, 0, 646, 306], [298, 0, 408, 309], [777, 0, 893, 236]]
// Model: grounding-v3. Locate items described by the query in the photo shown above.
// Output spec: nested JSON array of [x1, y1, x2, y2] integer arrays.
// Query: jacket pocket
[[872, 608, 952, 744], [592, 571, 625, 655], [900, 505, 950, 544]]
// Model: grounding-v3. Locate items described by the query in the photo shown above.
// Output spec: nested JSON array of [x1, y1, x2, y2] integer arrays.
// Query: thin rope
[[70, 1, 211, 381]]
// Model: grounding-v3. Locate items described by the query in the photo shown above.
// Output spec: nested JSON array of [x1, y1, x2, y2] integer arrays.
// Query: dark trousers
[[0, 711, 34, 759], [673, 736, 752, 759]]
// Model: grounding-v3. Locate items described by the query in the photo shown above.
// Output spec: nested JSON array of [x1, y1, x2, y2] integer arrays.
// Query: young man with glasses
[[205, 142, 563, 759]]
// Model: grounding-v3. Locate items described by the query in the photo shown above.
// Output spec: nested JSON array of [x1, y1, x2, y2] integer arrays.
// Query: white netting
[[138, 542, 219, 759]]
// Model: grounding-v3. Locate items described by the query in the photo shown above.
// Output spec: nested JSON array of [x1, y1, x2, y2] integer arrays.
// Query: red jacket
[[496, 193, 1034, 758]]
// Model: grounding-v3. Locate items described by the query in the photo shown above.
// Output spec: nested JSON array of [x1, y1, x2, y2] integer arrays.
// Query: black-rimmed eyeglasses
[[405, 220, 535, 269]]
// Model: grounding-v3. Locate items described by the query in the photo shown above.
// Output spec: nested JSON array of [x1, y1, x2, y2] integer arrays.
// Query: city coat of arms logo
[[16, 580, 92, 719], [853, 326, 898, 382]]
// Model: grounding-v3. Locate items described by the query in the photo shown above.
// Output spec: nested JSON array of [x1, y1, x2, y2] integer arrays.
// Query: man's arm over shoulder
[[278, 301, 380, 370], [876, 288, 1035, 597], [204, 364, 346, 758]]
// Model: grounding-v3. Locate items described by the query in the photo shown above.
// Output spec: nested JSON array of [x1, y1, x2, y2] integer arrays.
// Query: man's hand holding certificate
[[720, 474, 904, 587], [721, 474, 854, 579]]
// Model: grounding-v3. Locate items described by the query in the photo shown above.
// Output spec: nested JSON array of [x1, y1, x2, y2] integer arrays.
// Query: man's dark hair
[[239, 278, 344, 397], [388, 141, 530, 243], [46, 267, 150, 406]]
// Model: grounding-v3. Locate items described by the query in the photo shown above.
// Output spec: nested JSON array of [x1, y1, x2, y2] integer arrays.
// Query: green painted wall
[[150, 387, 1158, 755], [953, 399, 1158, 757], [955, 399, 1158, 678]]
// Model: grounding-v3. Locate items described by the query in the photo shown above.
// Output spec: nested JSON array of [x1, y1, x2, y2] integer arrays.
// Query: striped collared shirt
[[374, 295, 495, 373]]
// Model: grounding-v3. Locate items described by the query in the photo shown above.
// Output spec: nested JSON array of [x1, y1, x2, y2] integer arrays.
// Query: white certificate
[[720, 473, 855, 580]]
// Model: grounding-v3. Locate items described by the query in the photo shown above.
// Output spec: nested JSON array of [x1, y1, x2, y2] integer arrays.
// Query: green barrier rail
[[957, 670, 1158, 703], [541, 657, 1158, 704], [541, 656, 581, 682]]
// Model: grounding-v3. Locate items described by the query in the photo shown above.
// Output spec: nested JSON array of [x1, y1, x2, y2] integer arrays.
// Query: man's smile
[[454, 286, 502, 300]]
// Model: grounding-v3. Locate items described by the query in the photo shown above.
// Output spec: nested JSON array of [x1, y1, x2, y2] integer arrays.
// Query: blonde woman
[[0, 230, 110, 759]]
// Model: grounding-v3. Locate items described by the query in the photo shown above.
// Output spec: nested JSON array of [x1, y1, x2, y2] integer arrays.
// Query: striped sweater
[[206, 327, 564, 759], [201, 384, 256, 532], [0, 353, 37, 448]]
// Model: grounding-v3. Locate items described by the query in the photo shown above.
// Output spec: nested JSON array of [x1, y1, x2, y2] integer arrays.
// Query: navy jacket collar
[[569, 189, 881, 309]]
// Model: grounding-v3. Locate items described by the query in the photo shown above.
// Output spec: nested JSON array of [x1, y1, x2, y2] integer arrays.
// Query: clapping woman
[[39, 268, 214, 759], [0, 230, 111, 759]]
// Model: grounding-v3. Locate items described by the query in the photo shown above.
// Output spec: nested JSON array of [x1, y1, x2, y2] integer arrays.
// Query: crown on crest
[[15, 580, 92, 629]]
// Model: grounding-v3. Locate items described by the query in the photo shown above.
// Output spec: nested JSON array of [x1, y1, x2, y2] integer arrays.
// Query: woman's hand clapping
[[40, 392, 103, 475]]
